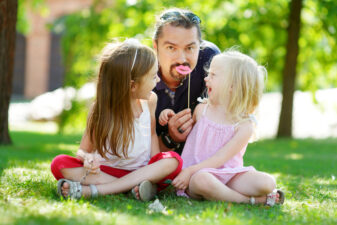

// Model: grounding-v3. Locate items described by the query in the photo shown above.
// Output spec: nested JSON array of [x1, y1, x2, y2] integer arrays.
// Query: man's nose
[[176, 50, 187, 64]]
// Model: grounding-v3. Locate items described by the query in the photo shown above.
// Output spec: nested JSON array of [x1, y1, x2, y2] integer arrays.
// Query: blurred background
[[6, 0, 337, 139]]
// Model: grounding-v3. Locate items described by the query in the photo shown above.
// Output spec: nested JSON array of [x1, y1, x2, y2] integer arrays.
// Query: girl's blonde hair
[[87, 39, 156, 158], [214, 50, 267, 121]]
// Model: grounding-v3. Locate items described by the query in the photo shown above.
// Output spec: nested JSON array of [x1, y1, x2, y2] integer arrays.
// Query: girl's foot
[[131, 180, 157, 201], [57, 179, 98, 199], [250, 189, 285, 206], [132, 185, 141, 200]]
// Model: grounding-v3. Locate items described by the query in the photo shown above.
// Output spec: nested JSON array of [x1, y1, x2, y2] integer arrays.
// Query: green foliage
[[1, 131, 336, 224], [57, 99, 89, 135], [18, 0, 337, 133], [298, 0, 337, 92], [49, 0, 337, 92], [17, 0, 48, 34]]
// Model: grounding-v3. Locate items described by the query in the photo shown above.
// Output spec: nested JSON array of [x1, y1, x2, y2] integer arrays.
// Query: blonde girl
[[168, 50, 284, 206], [51, 39, 182, 201]]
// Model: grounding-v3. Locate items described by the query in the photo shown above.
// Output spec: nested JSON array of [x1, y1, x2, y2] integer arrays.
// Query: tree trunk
[[0, 0, 18, 145], [277, 0, 303, 138]]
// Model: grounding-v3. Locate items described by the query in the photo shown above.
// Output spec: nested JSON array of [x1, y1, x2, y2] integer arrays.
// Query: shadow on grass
[[92, 194, 288, 224], [0, 131, 82, 176], [9, 214, 116, 225], [2, 132, 336, 224], [245, 138, 337, 178]]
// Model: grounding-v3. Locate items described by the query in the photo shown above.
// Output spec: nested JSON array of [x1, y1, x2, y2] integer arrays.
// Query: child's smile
[[208, 87, 212, 94]]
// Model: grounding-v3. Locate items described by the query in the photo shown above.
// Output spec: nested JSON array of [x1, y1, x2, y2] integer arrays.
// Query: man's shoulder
[[196, 40, 220, 65], [200, 40, 221, 55]]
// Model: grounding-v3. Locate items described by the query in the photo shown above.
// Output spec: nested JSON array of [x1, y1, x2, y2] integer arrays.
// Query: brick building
[[12, 0, 93, 99]]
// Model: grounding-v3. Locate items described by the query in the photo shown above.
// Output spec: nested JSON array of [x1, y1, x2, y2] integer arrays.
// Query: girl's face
[[134, 62, 160, 100], [204, 56, 227, 104]]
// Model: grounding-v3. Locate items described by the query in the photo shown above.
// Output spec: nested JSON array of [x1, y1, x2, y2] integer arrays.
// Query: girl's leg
[[226, 170, 276, 197], [60, 167, 118, 185], [226, 170, 280, 204], [70, 157, 179, 198], [51, 154, 119, 197], [187, 171, 251, 203], [187, 171, 280, 204], [132, 151, 182, 199], [51, 154, 118, 185]]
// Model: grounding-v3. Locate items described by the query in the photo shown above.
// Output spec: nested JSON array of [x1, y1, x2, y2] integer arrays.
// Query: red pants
[[50, 151, 182, 191]]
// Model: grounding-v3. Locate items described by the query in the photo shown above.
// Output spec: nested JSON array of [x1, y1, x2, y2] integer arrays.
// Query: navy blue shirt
[[154, 40, 220, 139]]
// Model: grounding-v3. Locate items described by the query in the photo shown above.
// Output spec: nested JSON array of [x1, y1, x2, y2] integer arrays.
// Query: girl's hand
[[83, 152, 101, 174], [172, 167, 193, 190], [159, 109, 175, 126]]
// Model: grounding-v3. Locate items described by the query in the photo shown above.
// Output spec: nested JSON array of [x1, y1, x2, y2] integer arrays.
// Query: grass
[[0, 130, 336, 225]]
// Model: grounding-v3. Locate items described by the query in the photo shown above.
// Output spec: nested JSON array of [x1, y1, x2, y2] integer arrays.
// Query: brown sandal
[[250, 189, 285, 206], [131, 180, 157, 201]]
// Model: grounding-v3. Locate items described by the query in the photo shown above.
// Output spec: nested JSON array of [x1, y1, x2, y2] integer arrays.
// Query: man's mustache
[[170, 62, 190, 71]]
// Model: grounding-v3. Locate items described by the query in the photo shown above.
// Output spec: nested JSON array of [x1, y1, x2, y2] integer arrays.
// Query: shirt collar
[[155, 70, 189, 91]]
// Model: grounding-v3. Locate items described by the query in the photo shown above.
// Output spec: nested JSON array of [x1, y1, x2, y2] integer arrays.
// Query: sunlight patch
[[34, 162, 52, 170], [44, 143, 78, 152], [56, 143, 78, 151], [315, 177, 336, 185], [3, 197, 120, 223], [3, 167, 46, 183], [271, 172, 282, 179], [285, 153, 303, 160]]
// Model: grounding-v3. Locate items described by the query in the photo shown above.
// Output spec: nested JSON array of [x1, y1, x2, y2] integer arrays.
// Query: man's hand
[[168, 108, 193, 142]]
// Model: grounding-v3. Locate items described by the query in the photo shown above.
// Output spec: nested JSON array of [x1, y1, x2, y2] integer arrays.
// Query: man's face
[[154, 24, 200, 85]]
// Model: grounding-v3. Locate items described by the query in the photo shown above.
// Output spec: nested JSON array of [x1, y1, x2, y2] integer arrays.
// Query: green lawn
[[0, 131, 336, 225]]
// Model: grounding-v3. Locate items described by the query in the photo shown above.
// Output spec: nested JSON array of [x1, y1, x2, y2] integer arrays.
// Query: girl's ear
[[130, 80, 137, 92]]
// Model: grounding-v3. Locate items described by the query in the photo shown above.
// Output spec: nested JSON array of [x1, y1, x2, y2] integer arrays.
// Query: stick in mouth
[[176, 65, 192, 108], [176, 65, 192, 75]]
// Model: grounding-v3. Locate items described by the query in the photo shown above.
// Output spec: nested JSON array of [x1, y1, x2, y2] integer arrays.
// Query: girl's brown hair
[[87, 40, 156, 158]]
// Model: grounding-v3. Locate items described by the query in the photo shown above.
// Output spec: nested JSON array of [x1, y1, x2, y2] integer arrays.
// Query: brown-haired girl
[[50, 39, 182, 201]]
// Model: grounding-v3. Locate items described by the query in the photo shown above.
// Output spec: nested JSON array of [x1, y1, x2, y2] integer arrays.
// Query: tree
[[277, 0, 303, 137], [43, 0, 337, 136], [0, 0, 18, 145]]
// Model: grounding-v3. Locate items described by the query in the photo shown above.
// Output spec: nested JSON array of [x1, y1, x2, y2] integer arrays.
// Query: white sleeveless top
[[99, 100, 152, 170]]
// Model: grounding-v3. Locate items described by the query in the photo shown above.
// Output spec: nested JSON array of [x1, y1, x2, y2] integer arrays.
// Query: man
[[153, 8, 220, 154]]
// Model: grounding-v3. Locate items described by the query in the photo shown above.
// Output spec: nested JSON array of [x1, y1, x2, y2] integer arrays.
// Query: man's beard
[[169, 62, 190, 82]]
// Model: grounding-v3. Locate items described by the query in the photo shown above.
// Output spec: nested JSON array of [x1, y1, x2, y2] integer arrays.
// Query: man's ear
[[153, 39, 157, 51]]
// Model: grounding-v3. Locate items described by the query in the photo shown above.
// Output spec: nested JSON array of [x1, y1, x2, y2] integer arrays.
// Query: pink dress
[[178, 104, 255, 197]]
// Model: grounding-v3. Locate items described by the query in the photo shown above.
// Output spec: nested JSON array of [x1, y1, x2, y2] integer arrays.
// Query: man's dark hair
[[153, 8, 202, 42]]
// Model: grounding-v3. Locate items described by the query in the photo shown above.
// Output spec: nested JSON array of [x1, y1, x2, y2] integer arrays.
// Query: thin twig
[[188, 73, 191, 108]]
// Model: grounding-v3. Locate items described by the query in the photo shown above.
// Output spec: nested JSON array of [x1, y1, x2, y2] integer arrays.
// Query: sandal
[[131, 180, 157, 201], [250, 189, 285, 206], [57, 179, 98, 199]]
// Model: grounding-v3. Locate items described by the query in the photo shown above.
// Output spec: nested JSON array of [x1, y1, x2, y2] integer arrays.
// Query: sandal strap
[[266, 189, 277, 206], [69, 181, 82, 199], [90, 184, 98, 198], [250, 196, 256, 205]]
